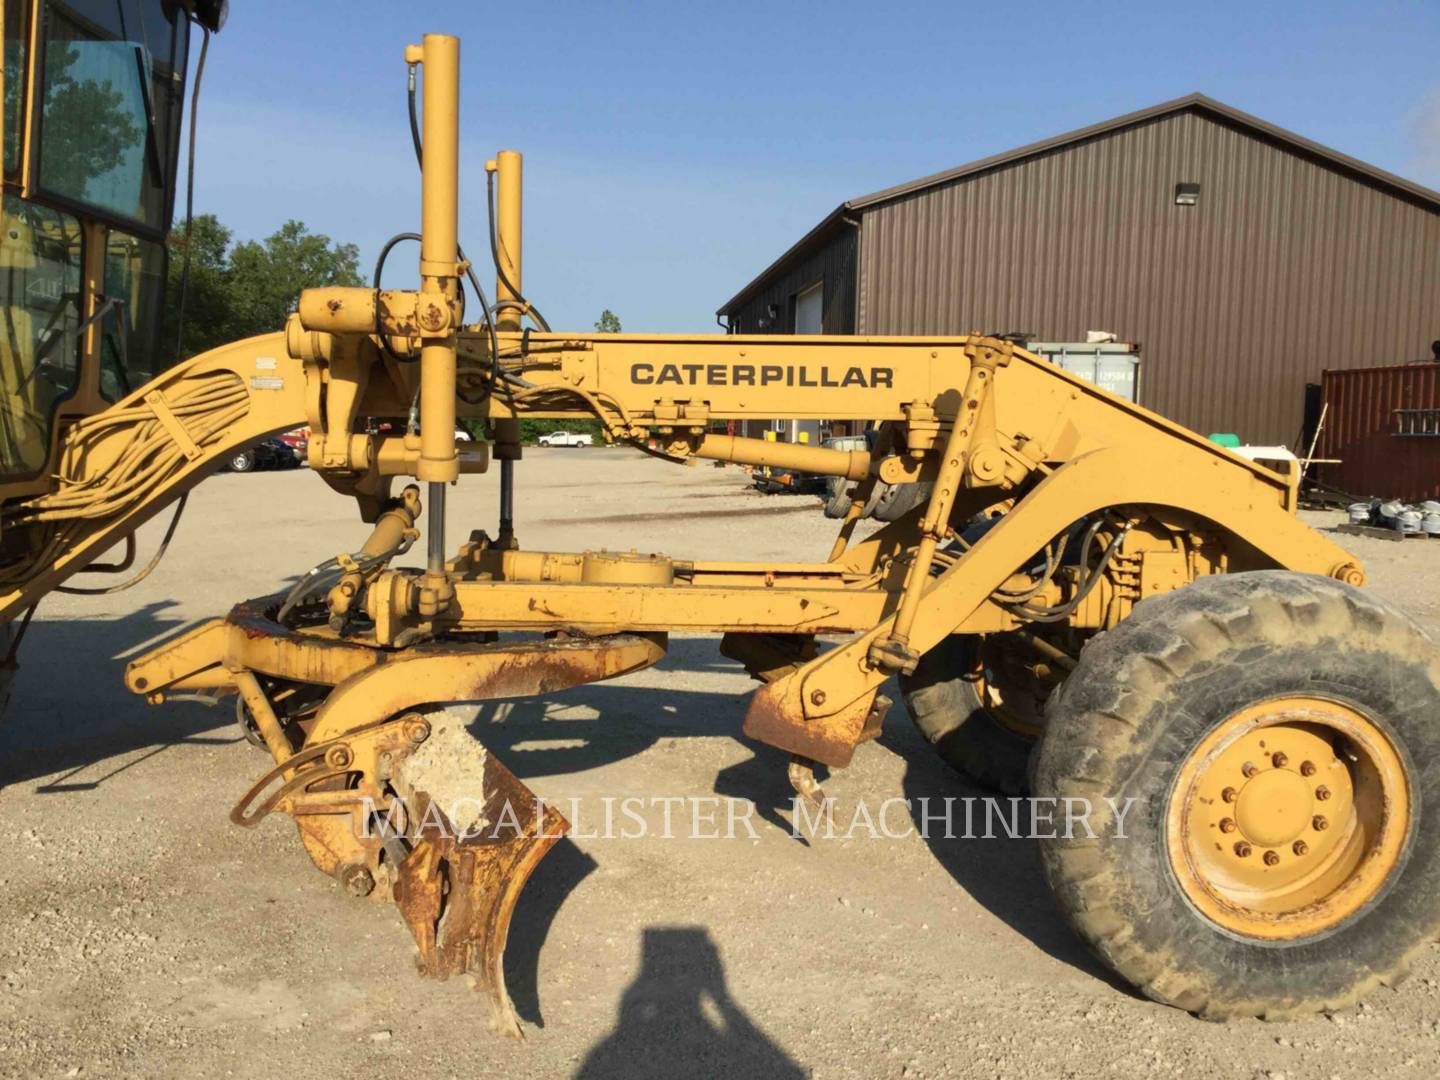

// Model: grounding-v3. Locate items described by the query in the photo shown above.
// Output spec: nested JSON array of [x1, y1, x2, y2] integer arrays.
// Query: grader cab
[[2, 20, 1437, 1037]]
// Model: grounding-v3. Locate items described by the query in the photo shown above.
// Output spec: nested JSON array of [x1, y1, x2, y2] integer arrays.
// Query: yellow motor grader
[[3, 11, 1438, 1036]]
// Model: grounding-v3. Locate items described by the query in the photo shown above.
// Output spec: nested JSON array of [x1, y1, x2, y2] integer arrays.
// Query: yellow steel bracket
[[744, 445, 1364, 767], [871, 339, 1010, 675], [230, 713, 432, 829], [143, 390, 204, 461]]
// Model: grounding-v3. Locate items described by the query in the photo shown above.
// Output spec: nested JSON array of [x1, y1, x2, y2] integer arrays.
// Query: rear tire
[[873, 481, 931, 523], [228, 449, 256, 473], [900, 636, 1035, 795], [1033, 571, 1440, 1019]]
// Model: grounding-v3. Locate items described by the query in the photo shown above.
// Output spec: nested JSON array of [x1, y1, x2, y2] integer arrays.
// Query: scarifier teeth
[[392, 720, 569, 1038]]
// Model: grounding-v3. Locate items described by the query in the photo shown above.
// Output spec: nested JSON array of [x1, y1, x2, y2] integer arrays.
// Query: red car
[[274, 427, 310, 462]]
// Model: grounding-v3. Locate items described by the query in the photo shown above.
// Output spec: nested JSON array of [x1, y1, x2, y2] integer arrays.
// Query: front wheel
[[1033, 571, 1440, 1019], [227, 449, 256, 473]]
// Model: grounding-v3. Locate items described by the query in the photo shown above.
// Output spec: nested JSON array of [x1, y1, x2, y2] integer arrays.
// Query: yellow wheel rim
[[1166, 696, 1411, 941], [971, 641, 1047, 739]]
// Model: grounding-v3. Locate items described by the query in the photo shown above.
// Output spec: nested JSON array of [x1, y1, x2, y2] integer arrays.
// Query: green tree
[[162, 217, 363, 362], [162, 213, 233, 359], [594, 309, 622, 333], [225, 220, 362, 340]]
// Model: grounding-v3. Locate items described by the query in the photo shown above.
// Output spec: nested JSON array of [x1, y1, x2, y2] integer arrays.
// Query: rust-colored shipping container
[[1317, 363, 1440, 501]]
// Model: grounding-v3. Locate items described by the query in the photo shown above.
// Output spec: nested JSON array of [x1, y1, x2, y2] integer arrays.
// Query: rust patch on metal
[[306, 634, 665, 746], [742, 673, 876, 768], [393, 755, 569, 1038]]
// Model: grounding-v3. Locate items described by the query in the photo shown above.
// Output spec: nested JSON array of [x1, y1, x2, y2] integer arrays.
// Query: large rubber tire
[[900, 636, 1034, 795], [873, 481, 931, 523], [1033, 571, 1440, 1019], [823, 478, 887, 520]]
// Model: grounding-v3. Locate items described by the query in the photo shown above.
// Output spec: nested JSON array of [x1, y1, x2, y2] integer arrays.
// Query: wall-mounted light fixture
[[1175, 182, 1201, 206]]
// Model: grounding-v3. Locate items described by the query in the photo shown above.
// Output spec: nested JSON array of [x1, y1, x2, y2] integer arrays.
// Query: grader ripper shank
[[5, 29, 1440, 1035]]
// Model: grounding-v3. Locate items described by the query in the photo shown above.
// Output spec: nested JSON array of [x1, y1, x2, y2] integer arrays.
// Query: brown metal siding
[[1316, 364, 1440, 501], [858, 110, 1440, 444], [727, 225, 858, 336], [725, 226, 859, 439]]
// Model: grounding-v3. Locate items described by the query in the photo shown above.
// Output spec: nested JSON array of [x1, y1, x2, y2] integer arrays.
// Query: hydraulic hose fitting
[[325, 485, 422, 629]]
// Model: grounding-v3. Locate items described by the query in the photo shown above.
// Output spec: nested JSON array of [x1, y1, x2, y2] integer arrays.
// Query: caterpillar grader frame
[[4, 18, 1438, 1038]]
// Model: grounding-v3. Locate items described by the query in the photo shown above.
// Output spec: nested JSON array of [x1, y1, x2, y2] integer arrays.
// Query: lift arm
[[0, 334, 307, 621]]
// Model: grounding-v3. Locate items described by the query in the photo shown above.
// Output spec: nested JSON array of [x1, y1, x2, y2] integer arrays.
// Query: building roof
[[717, 92, 1440, 317]]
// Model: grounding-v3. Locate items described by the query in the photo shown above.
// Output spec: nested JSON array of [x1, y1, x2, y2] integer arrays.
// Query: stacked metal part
[[1349, 499, 1440, 535]]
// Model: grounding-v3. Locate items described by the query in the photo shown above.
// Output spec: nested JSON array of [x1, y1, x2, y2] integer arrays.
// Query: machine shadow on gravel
[[885, 715, 1138, 995], [1, 603, 243, 793], [455, 637, 762, 779], [504, 837, 599, 1028], [577, 926, 804, 1079], [463, 637, 1132, 997]]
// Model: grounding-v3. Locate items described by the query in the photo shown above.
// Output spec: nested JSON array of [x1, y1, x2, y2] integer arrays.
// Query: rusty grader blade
[[391, 713, 569, 1038]]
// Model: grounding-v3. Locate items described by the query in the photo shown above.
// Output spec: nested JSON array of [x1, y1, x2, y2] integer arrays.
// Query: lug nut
[[1234, 841, 1253, 858], [1242, 762, 1258, 778], [1300, 761, 1316, 777], [1263, 850, 1280, 866], [1313, 815, 1329, 831], [1315, 785, 1331, 801], [1293, 840, 1309, 856], [810, 690, 827, 706], [1219, 818, 1237, 833], [1221, 787, 1238, 803], [1271, 752, 1288, 768]]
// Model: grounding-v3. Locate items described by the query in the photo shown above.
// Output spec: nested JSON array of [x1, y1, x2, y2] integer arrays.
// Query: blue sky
[[194, 1, 1440, 332]]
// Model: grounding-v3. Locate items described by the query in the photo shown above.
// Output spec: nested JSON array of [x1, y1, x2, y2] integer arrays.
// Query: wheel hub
[[1233, 767, 1316, 847], [1166, 696, 1410, 941]]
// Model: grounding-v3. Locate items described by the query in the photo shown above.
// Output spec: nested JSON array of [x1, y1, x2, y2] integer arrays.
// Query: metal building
[[717, 94, 1440, 445]]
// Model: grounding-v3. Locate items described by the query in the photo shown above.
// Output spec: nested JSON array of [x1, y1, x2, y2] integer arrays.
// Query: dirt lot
[[3, 449, 1439, 1079]]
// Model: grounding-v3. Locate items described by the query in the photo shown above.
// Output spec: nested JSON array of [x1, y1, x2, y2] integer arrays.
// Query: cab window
[[34, 0, 188, 230], [99, 225, 163, 398], [0, 191, 83, 477]]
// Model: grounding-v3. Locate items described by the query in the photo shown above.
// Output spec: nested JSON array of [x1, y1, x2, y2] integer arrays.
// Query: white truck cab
[[537, 431, 594, 447]]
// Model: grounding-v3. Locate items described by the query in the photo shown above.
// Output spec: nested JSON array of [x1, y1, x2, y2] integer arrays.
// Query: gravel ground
[[3, 449, 1439, 1079]]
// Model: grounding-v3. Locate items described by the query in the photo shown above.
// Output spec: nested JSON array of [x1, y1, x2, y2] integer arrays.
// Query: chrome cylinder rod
[[427, 481, 447, 574]]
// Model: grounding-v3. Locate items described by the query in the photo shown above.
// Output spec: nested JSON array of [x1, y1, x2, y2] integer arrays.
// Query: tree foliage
[[594, 309, 622, 333], [163, 214, 232, 360], [162, 216, 363, 360], [225, 221, 362, 342]]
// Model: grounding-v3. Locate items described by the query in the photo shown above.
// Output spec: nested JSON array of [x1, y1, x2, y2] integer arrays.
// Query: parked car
[[538, 430, 594, 447], [224, 438, 303, 474], [273, 427, 310, 462]]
